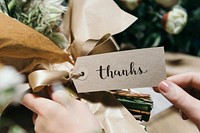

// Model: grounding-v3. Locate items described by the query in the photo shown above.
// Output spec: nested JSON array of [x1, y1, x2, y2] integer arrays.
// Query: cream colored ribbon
[[28, 34, 119, 92]]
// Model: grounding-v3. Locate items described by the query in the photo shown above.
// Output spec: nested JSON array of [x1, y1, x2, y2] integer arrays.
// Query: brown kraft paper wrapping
[[81, 92, 146, 133]]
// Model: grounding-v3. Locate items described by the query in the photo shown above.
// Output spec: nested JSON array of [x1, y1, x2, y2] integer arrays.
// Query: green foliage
[[114, 0, 200, 56]]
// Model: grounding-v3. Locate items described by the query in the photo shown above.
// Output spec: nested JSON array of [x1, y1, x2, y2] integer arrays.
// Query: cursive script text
[[96, 62, 148, 79]]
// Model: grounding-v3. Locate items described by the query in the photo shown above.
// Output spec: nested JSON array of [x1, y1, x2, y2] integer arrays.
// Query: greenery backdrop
[[114, 0, 200, 56]]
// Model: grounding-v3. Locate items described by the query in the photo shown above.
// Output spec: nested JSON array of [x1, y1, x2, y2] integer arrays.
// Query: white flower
[[155, 0, 179, 8], [24, 0, 66, 36], [0, 66, 25, 109], [121, 0, 141, 10], [162, 6, 188, 34], [0, 66, 24, 90], [23, 0, 67, 48], [39, 0, 67, 23]]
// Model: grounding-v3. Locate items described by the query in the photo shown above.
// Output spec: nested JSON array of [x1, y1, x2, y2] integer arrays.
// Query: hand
[[21, 85, 102, 133], [154, 72, 200, 130]]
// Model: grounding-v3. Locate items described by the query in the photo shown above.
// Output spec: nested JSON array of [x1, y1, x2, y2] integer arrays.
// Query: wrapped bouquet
[[0, 0, 151, 132]]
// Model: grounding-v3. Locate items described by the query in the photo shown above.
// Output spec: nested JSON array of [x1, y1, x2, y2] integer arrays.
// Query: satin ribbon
[[28, 33, 119, 92]]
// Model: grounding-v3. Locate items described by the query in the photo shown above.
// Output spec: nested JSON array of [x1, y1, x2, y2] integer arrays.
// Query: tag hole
[[73, 67, 88, 81], [81, 72, 85, 76]]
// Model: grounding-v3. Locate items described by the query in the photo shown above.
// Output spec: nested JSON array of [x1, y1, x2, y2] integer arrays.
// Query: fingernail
[[181, 112, 189, 120], [159, 80, 172, 93]]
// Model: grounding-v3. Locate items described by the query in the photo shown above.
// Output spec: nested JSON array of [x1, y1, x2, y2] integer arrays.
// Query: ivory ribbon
[[29, 34, 119, 92], [28, 70, 70, 92]]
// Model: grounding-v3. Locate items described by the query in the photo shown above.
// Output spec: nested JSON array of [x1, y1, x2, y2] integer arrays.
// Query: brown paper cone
[[0, 13, 70, 73]]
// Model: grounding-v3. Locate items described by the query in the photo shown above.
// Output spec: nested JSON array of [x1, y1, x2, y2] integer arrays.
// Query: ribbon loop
[[28, 70, 70, 92], [28, 69, 85, 92]]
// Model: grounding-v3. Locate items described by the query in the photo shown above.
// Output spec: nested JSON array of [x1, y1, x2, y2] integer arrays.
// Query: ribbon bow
[[29, 33, 120, 92]]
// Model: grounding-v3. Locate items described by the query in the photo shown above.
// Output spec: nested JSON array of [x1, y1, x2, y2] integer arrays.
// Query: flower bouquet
[[0, 0, 149, 133]]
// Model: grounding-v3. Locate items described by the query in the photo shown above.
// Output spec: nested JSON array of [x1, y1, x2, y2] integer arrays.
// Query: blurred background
[[114, 0, 200, 57]]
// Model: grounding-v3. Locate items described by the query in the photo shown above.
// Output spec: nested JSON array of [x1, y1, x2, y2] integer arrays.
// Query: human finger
[[21, 93, 39, 113], [167, 72, 200, 90], [21, 93, 59, 115], [158, 80, 200, 122], [49, 85, 73, 107]]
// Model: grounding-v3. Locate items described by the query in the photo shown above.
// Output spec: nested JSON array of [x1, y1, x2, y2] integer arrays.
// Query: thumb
[[49, 85, 73, 107], [158, 80, 200, 122]]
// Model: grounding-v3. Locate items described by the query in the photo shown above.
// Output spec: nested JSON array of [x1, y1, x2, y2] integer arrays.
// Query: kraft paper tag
[[72, 47, 166, 93]]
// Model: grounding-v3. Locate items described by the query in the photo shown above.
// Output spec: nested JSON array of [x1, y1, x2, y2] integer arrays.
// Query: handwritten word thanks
[[96, 62, 148, 79]]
